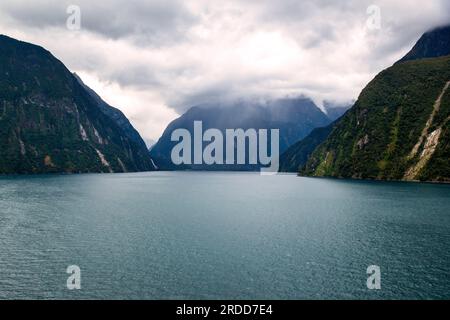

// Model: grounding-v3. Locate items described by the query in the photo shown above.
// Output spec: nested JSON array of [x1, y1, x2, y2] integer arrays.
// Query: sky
[[1, 0, 449, 146]]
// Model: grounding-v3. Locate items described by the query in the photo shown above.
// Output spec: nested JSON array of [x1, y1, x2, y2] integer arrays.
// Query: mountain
[[300, 25, 450, 182], [73, 73, 148, 149], [398, 25, 450, 63], [323, 101, 351, 121], [0, 35, 155, 174], [279, 123, 334, 172], [279, 102, 350, 173], [279, 101, 351, 172], [150, 98, 331, 170]]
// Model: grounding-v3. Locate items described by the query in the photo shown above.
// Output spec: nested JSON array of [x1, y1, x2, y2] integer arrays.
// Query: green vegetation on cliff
[[301, 56, 450, 182], [279, 124, 334, 172]]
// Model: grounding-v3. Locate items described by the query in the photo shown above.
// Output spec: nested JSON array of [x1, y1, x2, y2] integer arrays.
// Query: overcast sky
[[1, 0, 449, 145]]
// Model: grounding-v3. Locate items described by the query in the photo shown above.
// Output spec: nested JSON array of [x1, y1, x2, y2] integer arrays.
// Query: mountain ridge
[[0, 35, 155, 174]]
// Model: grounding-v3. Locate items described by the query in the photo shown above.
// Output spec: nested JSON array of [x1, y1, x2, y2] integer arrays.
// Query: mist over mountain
[[150, 97, 331, 170]]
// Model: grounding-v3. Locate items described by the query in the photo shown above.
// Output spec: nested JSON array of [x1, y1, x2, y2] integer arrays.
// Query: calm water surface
[[0, 172, 449, 299]]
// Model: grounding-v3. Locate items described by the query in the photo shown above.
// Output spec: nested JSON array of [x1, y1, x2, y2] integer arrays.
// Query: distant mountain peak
[[150, 97, 331, 170]]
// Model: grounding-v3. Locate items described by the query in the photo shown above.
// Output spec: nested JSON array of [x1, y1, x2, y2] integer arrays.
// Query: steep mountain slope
[[0, 35, 155, 174], [279, 123, 334, 172], [398, 25, 450, 63], [301, 55, 450, 182], [279, 102, 350, 173], [73, 73, 149, 149], [150, 98, 331, 170]]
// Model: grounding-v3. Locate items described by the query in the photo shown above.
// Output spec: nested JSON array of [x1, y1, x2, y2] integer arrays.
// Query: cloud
[[0, 0, 197, 46], [0, 0, 449, 141]]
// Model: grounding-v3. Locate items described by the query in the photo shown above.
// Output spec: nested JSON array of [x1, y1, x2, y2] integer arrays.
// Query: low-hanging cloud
[[0, 0, 449, 142]]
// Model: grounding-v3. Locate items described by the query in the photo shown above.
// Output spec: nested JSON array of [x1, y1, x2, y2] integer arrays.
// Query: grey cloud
[[81, 0, 198, 46], [0, 0, 198, 46], [1, 0, 449, 140], [109, 65, 162, 89]]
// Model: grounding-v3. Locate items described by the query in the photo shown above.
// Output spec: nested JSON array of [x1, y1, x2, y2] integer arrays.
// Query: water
[[0, 172, 449, 300]]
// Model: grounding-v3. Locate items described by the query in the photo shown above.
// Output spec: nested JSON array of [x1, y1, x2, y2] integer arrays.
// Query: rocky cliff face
[[0, 35, 155, 174]]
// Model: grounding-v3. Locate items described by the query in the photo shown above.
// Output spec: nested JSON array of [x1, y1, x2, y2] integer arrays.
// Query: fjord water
[[0, 172, 449, 300]]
